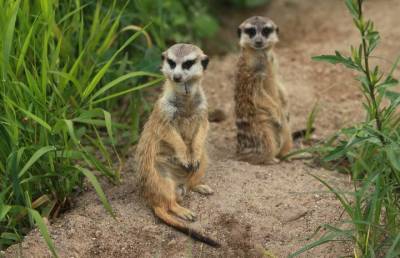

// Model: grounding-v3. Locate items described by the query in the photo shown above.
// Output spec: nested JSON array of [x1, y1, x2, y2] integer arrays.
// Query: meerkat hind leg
[[278, 126, 293, 159], [260, 126, 281, 163]]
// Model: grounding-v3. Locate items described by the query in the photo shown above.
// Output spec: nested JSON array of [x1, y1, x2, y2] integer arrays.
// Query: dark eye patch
[[244, 28, 256, 38], [167, 58, 176, 69], [262, 27, 274, 37], [182, 59, 196, 70]]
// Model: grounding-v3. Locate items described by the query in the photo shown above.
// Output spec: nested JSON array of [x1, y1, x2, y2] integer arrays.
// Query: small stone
[[167, 239, 177, 246], [280, 207, 308, 223]]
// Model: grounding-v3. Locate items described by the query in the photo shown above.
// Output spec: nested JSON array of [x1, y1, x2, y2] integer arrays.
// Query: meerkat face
[[161, 43, 209, 93], [237, 16, 279, 51]]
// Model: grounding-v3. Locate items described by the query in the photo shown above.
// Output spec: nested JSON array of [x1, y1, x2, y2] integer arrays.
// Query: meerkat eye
[[167, 58, 176, 69], [262, 27, 274, 37], [244, 28, 256, 38], [182, 59, 196, 70]]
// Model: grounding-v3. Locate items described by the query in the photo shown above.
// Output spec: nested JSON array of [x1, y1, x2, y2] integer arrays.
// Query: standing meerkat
[[234, 16, 293, 164], [135, 44, 220, 247]]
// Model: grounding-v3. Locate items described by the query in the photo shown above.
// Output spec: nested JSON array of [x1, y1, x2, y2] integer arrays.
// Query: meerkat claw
[[191, 160, 200, 172], [181, 162, 193, 173]]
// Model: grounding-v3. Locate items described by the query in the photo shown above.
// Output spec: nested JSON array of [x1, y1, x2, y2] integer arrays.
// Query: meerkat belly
[[235, 100, 263, 153], [155, 155, 188, 182], [175, 117, 199, 144], [155, 117, 199, 184], [236, 79, 284, 153], [154, 151, 189, 190]]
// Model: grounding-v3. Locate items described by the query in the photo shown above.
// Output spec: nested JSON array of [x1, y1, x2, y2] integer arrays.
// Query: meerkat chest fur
[[242, 49, 279, 99], [160, 81, 208, 141]]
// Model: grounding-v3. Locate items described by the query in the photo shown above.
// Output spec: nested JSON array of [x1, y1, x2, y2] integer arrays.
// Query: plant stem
[[357, 0, 385, 144]]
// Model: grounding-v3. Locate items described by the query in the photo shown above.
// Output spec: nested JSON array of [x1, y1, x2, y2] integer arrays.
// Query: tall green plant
[[0, 0, 162, 253], [291, 0, 400, 257]]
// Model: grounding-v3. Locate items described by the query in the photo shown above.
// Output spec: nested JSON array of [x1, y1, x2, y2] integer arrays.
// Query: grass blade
[[75, 166, 114, 218], [92, 77, 163, 105], [28, 208, 58, 258], [18, 146, 56, 178], [1, 0, 20, 80], [81, 24, 150, 100]]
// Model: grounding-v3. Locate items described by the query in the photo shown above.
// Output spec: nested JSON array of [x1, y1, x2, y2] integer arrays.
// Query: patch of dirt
[[5, 0, 400, 257]]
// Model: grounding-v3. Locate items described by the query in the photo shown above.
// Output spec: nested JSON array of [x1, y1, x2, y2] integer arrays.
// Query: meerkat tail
[[292, 127, 316, 140], [154, 207, 221, 248]]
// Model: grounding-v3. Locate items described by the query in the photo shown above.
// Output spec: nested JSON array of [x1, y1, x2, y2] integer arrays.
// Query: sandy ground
[[5, 0, 400, 257]]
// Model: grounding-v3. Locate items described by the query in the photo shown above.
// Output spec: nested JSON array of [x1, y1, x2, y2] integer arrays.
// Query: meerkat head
[[237, 16, 279, 51], [161, 43, 209, 94]]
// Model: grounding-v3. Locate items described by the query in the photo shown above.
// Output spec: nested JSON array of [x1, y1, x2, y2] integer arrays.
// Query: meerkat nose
[[173, 75, 182, 83]]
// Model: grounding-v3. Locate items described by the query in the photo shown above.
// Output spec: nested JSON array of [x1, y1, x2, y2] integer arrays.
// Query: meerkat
[[234, 16, 293, 164], [135, 44, 220, 247]]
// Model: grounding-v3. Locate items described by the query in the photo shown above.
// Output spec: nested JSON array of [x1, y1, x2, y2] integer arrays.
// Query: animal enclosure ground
[[5, 0, 400, 257]]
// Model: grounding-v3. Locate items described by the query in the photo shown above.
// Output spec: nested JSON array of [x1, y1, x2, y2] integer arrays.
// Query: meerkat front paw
[[172, 155, 192, 172], [179, 159, 200, 173], [192, 184, 214, 195]]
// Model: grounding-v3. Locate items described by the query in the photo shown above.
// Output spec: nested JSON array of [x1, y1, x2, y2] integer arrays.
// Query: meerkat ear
[[161, 51, 167, 61], [237, 27, 242, 38], [276, 27, 280, 35], [201, 55, 209, 70]]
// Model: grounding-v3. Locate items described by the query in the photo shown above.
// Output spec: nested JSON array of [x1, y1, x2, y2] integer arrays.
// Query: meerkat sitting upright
[[234, 16, 293, 164], [135, 44, 220, 247]]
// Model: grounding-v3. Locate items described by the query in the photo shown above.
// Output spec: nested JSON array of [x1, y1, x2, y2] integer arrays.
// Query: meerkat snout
[[238, 16, 279, 50], [161, 44, 209, 94], [173, 74, 182, 83]]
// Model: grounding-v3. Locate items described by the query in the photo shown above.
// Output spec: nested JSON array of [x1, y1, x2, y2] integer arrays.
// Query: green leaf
[[103, 110, 115, 145], [16, 18, 37, 75], [89, 71, 161, 102], [0, 205, 12, 221], [92, 77, 163, 105], [0, 232, 20, 242], [64, 119, 79, 145], [386, 146, 400, 171], [345, 0, 359, 18], [15, 106, 52, 132], [377, 76, 398, 90], [385, 233, 400, 258], [28, 209, 58, 258], [312, 52, 359, 70], [289, 232, 340, 257], [18, 146, 56, 178], [310, 174, 353, 216], [75, 166, 114, 217], [82, 24, 150, 100], [389, 54, 400, 77], [1, 0, 20, 80]]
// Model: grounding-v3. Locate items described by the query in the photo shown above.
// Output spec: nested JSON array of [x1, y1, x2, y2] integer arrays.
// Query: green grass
[[0, 0, 162, 252], [291, 0, 400, 257]]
